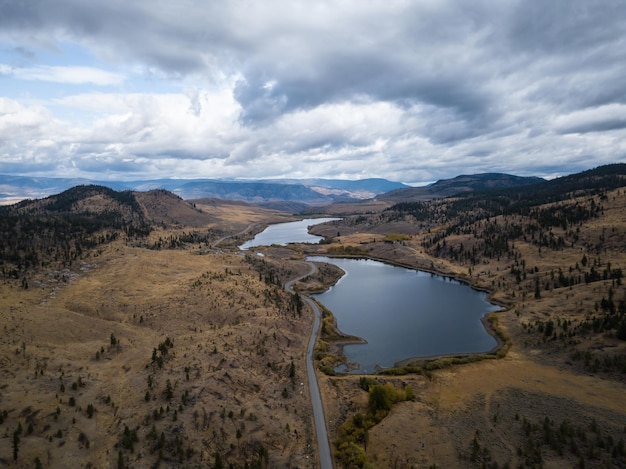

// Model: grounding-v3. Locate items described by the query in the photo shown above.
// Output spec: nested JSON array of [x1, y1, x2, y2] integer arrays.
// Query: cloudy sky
[[0, 0, 625, 185]]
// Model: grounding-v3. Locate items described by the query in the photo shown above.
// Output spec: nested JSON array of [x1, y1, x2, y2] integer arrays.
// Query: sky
[[0, 0, 625, 185]]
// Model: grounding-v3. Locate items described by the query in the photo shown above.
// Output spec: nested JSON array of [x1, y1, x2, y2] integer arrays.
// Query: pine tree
[[12, 430, 20, 462]]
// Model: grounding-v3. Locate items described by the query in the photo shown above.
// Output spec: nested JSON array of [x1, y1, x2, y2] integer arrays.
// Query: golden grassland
[[0, 204, 315, 467], [305, 187, 626, 468], [1, 188, 626, 468], [192, 199, 296, 235]]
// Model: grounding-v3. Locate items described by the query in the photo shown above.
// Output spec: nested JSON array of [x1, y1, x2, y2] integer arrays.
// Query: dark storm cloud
[[232, 3, 501, 127], [558, 118, 626, 135], [0, 1, 42, 29], [4, 0, 622, 129], [0, 0, 227, 74], [2, 0, 501, 124], [507, 0, 625, 55], [234, 51, 494, 130], [505, 0, 626, 111]]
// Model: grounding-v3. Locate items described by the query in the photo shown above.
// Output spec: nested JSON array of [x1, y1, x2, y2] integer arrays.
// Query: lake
[[238, 218, 500, 373], [239, 218, 340, 249], [309, 256, 499, 373]]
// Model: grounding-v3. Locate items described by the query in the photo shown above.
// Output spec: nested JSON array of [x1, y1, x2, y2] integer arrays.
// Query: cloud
[[555, 104, 626, 134], [231, 2, 500, 126], [1, 1, 502, 120], [8, 64, 125, 85], [506, 0, 626, 56], [183, 87, 202, 116], [0, 0, 624, 183], [0, 97, 55, 139]]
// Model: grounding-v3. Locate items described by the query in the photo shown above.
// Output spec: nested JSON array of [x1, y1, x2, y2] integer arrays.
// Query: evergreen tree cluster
[[0, 185, 152, 279]]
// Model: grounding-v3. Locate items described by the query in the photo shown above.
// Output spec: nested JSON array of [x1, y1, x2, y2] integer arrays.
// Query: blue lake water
[[238, 218, 499, 373], [309, 256, 499, 373], [239, 218, 340, 249]]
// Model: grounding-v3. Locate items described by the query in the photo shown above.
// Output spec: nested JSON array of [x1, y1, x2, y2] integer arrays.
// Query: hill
[[301, 163, 626, 467], [269, 177, 409, 198], [1, 163, 625, 468], [379, 172, 546, 203], [134, 189, 217, 227], [0, 185, 219, 276], [174, 180, 331, 205], [0, 199, 310, 467]]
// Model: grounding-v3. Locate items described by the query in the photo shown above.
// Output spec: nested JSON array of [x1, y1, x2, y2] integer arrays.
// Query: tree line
[[0, 185, 151, 280]]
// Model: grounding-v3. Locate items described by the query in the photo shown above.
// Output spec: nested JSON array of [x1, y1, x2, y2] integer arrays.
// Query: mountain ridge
[[379, 173, 546, 203], [0, 175, 410, 206]]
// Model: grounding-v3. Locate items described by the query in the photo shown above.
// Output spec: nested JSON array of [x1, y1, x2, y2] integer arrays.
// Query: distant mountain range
[[379, 173, 546, 203], [0, 175, 409, 206], [12, 168, 622, 208]]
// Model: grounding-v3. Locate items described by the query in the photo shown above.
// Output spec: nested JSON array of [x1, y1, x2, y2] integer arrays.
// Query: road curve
[[285, 262, 334, 469], [212, 222, 260, 248]]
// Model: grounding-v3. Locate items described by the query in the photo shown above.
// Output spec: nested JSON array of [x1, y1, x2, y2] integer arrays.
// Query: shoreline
[[393, 313, 505, 368], [300, 251, 510, 374]]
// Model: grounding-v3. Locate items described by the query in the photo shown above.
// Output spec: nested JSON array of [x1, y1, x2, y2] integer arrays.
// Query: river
[[239, 217, 340, 249]]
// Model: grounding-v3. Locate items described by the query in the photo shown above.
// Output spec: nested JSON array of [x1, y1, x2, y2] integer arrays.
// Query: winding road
[[211, 222, 260, 248], [285, 262, 334, 469]]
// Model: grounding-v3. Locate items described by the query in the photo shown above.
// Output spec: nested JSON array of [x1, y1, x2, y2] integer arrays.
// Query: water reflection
[[309, 257, 499, 373], [240, 218, 340, 249]]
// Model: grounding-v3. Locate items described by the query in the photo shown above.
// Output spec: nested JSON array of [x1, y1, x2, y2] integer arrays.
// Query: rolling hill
[[0, 185, 216, 274]]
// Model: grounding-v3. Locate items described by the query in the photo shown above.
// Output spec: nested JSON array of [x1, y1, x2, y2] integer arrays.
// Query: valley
[[1, 166, 625, 468]]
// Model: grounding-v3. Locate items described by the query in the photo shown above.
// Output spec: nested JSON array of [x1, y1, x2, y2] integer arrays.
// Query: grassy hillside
[[0, 191, 307, 468], [303, 164, 626, 468]]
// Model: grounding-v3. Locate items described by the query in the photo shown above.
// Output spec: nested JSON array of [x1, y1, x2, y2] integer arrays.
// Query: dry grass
[[193, 198, 296, 234], [0, 223, 316, 467], [307, 188, 626, 468], [1, 189, 626, 468]]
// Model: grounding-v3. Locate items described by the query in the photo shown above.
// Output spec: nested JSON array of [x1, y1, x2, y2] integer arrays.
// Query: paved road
[[285, 262, 334, 469], [211, 223, 260, 248]]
